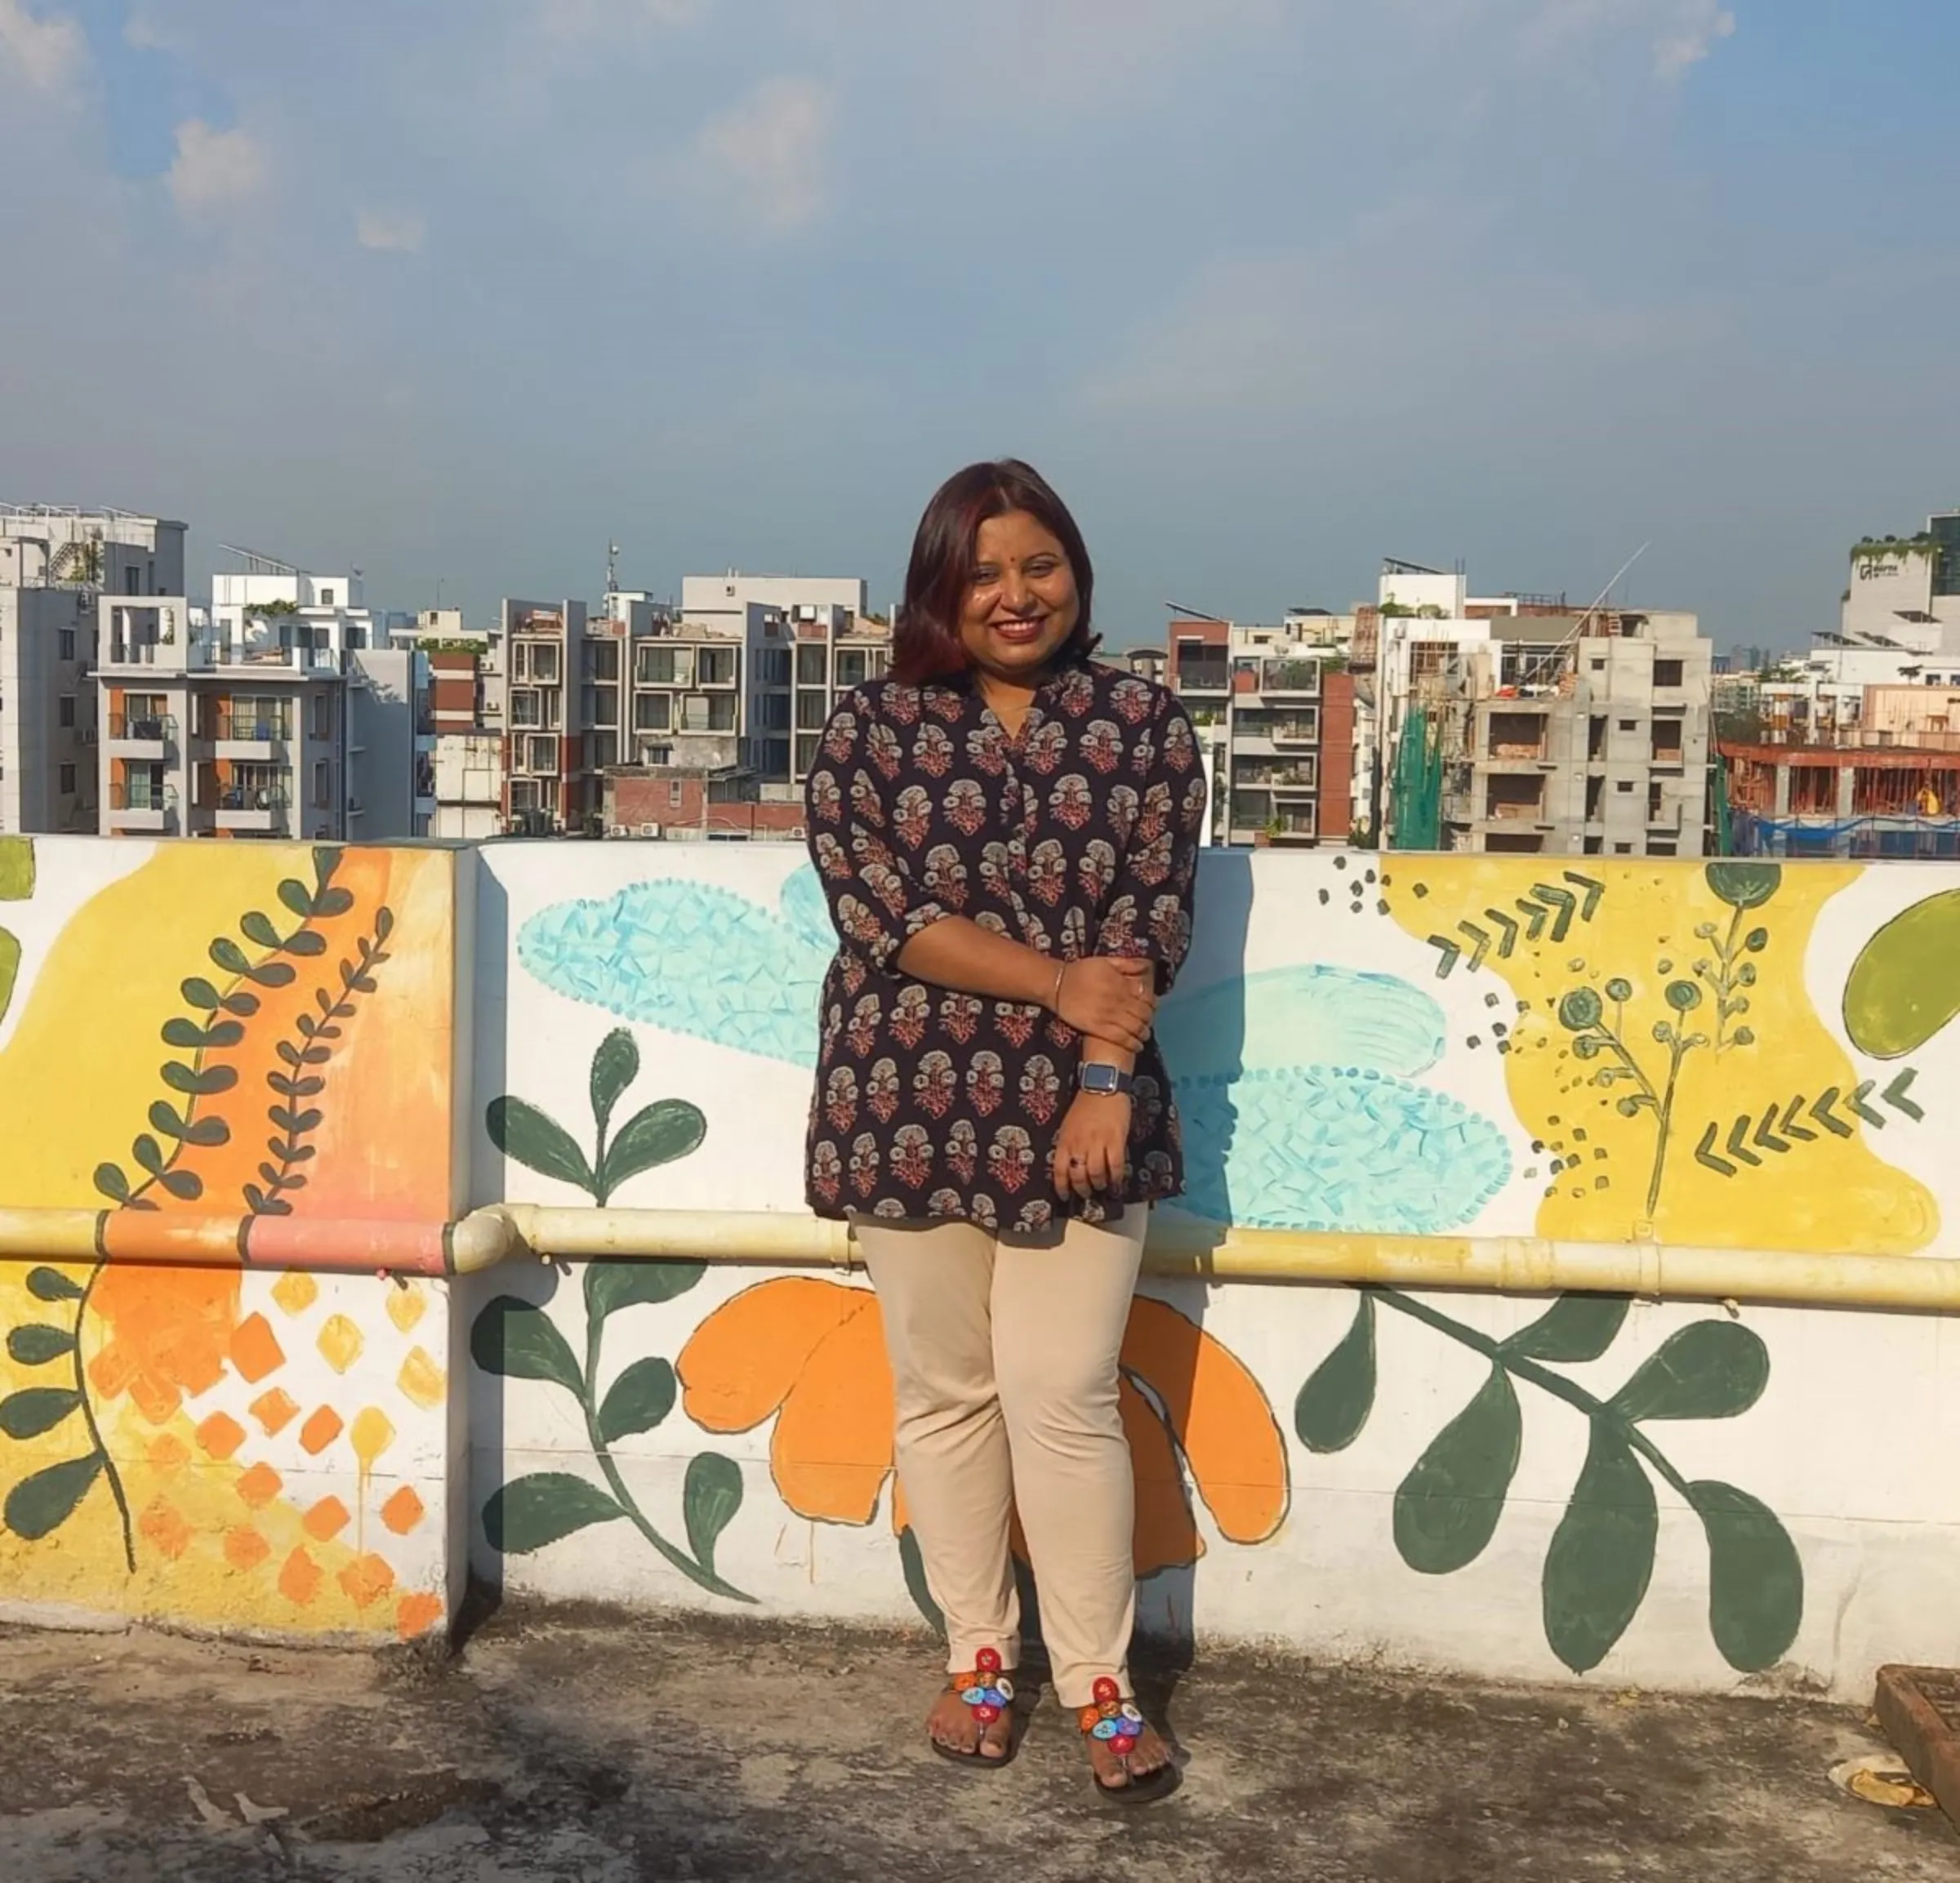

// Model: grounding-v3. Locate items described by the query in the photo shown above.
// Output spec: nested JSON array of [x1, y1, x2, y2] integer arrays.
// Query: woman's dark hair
[[893, 459, 1097, 684]]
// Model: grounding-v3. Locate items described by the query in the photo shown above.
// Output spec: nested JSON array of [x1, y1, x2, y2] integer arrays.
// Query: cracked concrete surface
[[1, 1606, 1956, 1881]]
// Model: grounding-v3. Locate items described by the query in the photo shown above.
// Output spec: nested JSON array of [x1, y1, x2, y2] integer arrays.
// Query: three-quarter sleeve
[[1094, 692, 1205, 993], [804, 690, 950, 975]]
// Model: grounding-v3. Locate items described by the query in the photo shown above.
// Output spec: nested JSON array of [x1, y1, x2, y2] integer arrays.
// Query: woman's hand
[[1052, 1089, 1134, 1203], [1052, 957, 1156, 1053]]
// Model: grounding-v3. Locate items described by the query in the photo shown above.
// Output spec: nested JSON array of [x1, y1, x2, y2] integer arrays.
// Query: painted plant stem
[[580, 1297, 754, 1604], [1370, 1286, 1692, 1498], [70, 1262, 136, 1573]]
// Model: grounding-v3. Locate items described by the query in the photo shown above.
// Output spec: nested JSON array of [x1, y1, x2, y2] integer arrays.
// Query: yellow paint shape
[[396, 1347, 447, 1411], [272, 1272, 320, 1318], [315, 1315, 364, 1375], [1385, 858, 1938, 1253], [385, 1284, 427, 1333], [350, 1408, 395, 1470]]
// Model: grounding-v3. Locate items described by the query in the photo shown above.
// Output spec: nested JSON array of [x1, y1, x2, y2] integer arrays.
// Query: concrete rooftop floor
[[2, 1607, 1956, 1882]]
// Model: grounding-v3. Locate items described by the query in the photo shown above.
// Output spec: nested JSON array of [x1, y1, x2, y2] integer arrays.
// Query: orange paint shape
[[147, 1433, 191, 1476], [396, 1347, 446, 1411], [250, 1389, 299, 1436], [381, 1486, 425, 1535], [229, 1315, 286, 1385], [299, 1407, 344, 1455], [303, 1497, 351, 1542], [139, 1498, 194, 1560], [235, 1462, 283, 1508], [195, 1412, 247, 1461], [278, 1547, 323, 1606], [337, 1554, 395, 1610], [225, 1528, 271, 1572], [394, 1592, 444, 1640]]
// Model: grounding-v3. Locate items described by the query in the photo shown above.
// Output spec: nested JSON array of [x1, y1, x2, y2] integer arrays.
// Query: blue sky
[[1, 1, 1954, 650]]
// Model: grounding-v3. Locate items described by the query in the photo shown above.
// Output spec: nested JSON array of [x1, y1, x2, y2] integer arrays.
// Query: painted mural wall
[[0, 838, 461, 1642], [1, 835, 1955, 1698], [471, 844, 1960, 1697]]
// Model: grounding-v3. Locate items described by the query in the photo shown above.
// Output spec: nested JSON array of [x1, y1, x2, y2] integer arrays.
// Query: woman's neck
[[973, 667, 1043, 737]]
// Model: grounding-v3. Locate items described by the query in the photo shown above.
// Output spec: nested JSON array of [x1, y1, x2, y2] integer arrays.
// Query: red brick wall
[[608, 775, 807, 839], [1319, 671, 1356, 845]]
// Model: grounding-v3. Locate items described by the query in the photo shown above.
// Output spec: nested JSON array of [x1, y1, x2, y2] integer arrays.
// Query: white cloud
[[1653, 0, 1735, 78], [357, 208, 426, 253], [0, 0, 87, 97], [697, 75, 831, 236], [167, 119, 271, 221]]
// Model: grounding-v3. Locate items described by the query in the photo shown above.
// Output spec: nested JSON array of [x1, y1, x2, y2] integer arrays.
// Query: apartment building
[[425, 639, 505, 839], [1367, 563, 1713, 858], [501, 597, 582, 835], [1165, 616, 1356, 848], [0, 507, 186, 833], [96, 564, 431, 842]]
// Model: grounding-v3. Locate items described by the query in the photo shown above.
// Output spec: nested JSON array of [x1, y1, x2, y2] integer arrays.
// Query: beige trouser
[[854, 1205, 1147, 1711]]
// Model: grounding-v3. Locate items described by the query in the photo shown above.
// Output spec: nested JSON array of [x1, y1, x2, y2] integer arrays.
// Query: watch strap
[[1077, 1062, 1135, 1097]]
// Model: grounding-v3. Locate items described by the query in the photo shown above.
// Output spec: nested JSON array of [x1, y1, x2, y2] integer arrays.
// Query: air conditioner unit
[[639, 822, 661, 837], [608, 825, 629, 838], [788, 826, 806, 839]]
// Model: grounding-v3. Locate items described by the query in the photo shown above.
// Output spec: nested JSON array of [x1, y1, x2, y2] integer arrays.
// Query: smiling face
[[955, 510, 1081, 687]]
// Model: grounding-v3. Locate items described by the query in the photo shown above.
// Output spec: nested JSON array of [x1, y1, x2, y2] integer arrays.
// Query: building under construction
[[1378, 566, 1713, 857], [1718, 740, 1960, 858]]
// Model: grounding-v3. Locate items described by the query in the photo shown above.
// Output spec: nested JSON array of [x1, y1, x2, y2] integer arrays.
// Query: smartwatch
[[1077, 1062, 1135, 1097]]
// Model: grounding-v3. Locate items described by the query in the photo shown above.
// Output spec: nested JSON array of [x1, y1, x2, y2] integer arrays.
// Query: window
[[58, 763, 75, 794], [1614, 842, 1633, 853], [1584, 835, 1602, 855], [310, 694, 332, 739], [1648, 781, 1664, 819], [125, 568, 140, 596], [509, 778, 541, 812], [668, 780, 684, 808], [58, 629, 74, 661], [1616, 780, 1634, 793], [526, 733, 557, 772], [708, 695, 737, 732], [1654, 659, 1683, 688], [1618, 719, 1637, 732], [634, 693, 671, 732], [698, 648, 736, 686], [638, 646, 675, 686], [313, 760, 329, 808], [796, 645, 826, 685], [1650, 841, 1677, 857], [319, 587, 335, 607], [1590, 657, 1606, 672], [57, 695, 74, 728]]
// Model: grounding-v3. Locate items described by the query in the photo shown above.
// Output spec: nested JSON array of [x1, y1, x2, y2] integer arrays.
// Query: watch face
[[1082, 1063, 1120, 1093]]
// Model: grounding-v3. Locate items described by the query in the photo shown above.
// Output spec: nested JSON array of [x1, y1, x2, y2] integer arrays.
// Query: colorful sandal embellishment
[[956, 1646, 1015, 1725], [1078, 1676, 1145, 1757]]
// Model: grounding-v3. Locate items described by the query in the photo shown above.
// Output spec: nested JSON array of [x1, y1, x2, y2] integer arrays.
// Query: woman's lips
[[991, 618, 1045, 644]]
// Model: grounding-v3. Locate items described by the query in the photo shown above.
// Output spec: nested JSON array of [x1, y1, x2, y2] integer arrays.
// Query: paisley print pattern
[[803, 660, 1204, 1231]]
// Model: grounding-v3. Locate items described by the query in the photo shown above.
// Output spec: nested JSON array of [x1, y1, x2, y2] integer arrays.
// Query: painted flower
[[675, 1280, 1290, 1578]]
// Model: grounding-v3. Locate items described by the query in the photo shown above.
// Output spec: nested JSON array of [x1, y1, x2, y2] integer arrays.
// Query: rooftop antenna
[[606, 542, 621, 596], [1554, 543, 1652, 650]]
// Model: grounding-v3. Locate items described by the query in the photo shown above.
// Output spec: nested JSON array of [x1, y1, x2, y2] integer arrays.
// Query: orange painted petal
[[1120, 1296, 1289, 1544], [678, 1278, 871, 1434], [769, 1295, 894, 1525], [1122, 1374, 1201, 1578]]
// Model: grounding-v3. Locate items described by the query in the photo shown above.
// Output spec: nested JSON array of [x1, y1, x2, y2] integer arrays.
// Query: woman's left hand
[[1052, 1091, 1133, 1202]]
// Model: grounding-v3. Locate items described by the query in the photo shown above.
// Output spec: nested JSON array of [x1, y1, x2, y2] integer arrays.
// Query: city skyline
[[2, 3, 1956, 650]]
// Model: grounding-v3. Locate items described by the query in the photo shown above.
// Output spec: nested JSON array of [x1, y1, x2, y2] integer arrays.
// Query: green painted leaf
[[1844, 888, 1960, 1058], [584, 1260, 708, 1329], [0, 837, 36, 901], [1392, 1364, 1521, 1575], [1609, 1321, 1768, 1423], [1557, 988, 1602, 1031], [210, 937, 252, 976], [469, 1297, 585, 1394], [240, 910, 283, 950], [1706, 862, 1782, 910], [278, 879, 314, 920], [683, 1453, 743, 1578], [180, 977, 221, 1010], [157, 1168, 203, 1202], [898, 1526, 947, 1642], [596, 1357, 677, 1445], [162, 1062, 238, 1097], [1687, 1480, 1803, 1672], [92, 1163, 131, 1204], [4, 1453, 103, 1540], [590, 1028, 639, 1134], [7, 1325, 75, 1366], [1501, 1294, 1632, 1364], [0, 930, 20, 1028], [0, 1387, 82, 1440], [599, 1099, 706, 1200], [25, 1268, 82, 1303], [1294, 1292, 1375, 1453], [483, 1472, 621, 1554], [486, 1097, 595, 1196], [1543, 1422, 1657, 1673]]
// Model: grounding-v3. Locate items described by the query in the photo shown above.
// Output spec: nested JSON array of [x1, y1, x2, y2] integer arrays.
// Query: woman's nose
[[998, 572, 1030, 613]]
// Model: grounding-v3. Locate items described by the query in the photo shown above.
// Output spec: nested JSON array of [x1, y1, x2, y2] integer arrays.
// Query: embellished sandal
[[1078, 1677, 1179, 1805], [931, 1647, 1018, 1770]]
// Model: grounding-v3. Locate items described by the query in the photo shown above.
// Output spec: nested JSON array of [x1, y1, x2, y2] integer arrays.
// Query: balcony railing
[[109, 713, 176, 741], [109, 781, 177, 812], [218, 785, 290, 812], [1258, 660, 1322, 696], [213, 716, 291, 743]]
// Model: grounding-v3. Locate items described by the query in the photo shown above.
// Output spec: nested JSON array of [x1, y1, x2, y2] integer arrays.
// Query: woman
[[803, 460, 1205, 1803]]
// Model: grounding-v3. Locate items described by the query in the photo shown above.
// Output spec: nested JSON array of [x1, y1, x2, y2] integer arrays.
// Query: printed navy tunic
[[802, 658, 1205, 1231]]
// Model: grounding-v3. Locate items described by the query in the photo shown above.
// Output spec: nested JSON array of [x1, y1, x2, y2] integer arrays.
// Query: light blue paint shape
[[519, 874, 830, 1066], [1156, 965, 1445, 1084], [1171, 1067, 1512, 1234], [518, 864, 1512, 1233]]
